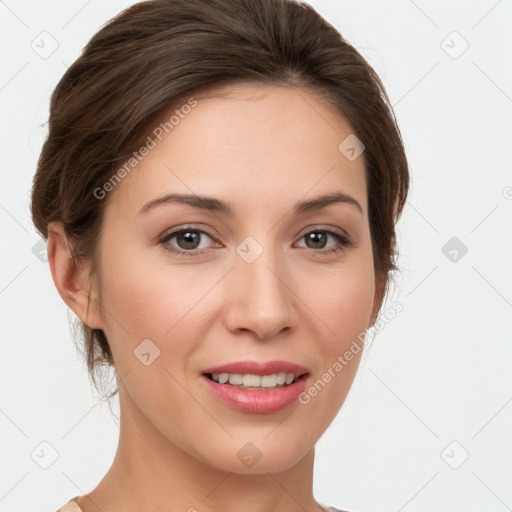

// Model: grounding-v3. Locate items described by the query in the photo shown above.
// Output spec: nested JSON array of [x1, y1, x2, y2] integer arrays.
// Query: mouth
[[202, 371, 308, 390], [200, 372, 310, 414], [200, 359, 310, 390], [199, 360, 310, 413]]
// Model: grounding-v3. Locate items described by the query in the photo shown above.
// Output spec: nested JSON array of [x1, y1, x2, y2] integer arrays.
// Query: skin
[[48, 84, 385, 512]]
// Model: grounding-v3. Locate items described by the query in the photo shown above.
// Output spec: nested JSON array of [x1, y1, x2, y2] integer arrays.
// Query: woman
[[31, 0, 409, 510]]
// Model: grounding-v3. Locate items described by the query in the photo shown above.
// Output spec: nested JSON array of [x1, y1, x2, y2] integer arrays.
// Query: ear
[[47, 221, 104, 330], [369, 274, 387, 327]]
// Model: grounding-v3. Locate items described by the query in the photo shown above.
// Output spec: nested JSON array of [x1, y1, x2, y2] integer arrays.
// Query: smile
[[205, 371, 305, 389]]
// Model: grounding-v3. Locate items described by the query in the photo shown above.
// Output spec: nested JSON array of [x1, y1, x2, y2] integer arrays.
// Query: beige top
[[56, 497, 82, 512], [56, 496, 347, 512]]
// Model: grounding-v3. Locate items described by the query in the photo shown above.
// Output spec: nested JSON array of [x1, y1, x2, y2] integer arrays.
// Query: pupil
[[179, 231, 199, 249], [307, 232, 326, 249]]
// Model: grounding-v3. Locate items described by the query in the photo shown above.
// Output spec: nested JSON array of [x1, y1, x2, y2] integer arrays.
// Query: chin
[[196, 434, 313, 474]]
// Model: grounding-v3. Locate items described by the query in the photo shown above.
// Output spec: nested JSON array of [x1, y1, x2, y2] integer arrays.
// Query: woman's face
[[93, 84, 382, 473]]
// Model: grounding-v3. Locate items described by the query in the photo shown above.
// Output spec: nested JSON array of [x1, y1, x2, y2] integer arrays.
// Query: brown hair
[[31, 0, 409, 398]]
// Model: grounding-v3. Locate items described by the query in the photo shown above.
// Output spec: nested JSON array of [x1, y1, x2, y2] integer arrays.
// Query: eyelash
[[159, 226, 353, 257]]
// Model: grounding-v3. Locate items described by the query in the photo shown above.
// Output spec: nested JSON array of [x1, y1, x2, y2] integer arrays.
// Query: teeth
[[228, 374, 243, 385], [285, 373, 295, 385], [243, 374, 261, 387], [208, 372, 299, 388]]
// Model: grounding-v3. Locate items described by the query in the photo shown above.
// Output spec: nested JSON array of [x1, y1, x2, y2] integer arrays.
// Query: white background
[[1, 1, 511, 511]]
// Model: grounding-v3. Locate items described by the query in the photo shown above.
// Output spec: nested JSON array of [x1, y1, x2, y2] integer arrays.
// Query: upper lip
[[202, 360, 309, 376]]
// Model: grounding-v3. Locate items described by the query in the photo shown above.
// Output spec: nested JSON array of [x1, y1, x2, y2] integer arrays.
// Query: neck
[[78, 388, 324, 512]]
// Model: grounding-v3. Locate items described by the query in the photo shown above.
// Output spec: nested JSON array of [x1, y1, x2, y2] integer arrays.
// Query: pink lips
[[200, 360, 310, 414]]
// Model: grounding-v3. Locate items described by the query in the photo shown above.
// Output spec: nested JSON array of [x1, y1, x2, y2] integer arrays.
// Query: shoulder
[[55, 496, 83, 512]]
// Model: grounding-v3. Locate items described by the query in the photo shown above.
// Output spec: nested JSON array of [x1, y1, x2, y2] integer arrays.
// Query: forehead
[[105, 84, 367, 219]]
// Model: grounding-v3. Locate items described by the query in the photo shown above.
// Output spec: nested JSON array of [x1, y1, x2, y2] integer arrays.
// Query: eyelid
[[160, 225, 220, 247], [159, 224, 221, 244], [296, 224, 350, 240]]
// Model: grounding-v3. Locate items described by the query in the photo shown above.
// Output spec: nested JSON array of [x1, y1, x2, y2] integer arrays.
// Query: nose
[[222, 242, 298, 340]]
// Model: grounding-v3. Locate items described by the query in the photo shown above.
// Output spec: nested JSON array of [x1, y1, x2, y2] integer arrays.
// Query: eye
[[160, 227, 220, 256], [295, 228, 352, 255], [159, 226, 352, 257]]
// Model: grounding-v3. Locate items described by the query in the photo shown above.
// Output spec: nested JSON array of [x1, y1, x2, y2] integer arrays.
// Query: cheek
[[96, 235, 167, 353], [305, 252, 375, 389], [310, 256, 376, 339], [98, 230, 189, 330], [96, 248, 204, 424]]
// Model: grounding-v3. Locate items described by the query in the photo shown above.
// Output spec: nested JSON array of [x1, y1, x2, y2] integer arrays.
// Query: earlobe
[[47, 221, 104, 330]]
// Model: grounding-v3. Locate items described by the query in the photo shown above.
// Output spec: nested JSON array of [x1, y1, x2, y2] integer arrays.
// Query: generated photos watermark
[[298, 300, 403, 405], [93, 97, 198, 200]]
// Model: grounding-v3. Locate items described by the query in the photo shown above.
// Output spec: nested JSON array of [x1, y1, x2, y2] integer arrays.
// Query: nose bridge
[[224, 235, 296, 339]]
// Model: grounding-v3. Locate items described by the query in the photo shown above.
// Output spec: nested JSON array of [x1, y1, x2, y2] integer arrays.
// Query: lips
[[201, 360, 309, 377], [200, 360, 310, 414], [200, 373, 310, 414]]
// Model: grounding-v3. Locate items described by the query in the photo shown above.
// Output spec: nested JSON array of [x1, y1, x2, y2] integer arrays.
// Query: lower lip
[[200, 374, 309, 414]]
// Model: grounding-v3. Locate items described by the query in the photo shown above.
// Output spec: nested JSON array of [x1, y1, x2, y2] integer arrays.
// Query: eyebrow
[[138, 191, 363, 217]]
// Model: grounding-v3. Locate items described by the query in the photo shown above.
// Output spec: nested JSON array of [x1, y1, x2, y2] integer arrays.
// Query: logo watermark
[[93, 97, 198, 200], [298, 300, 403, 404]]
